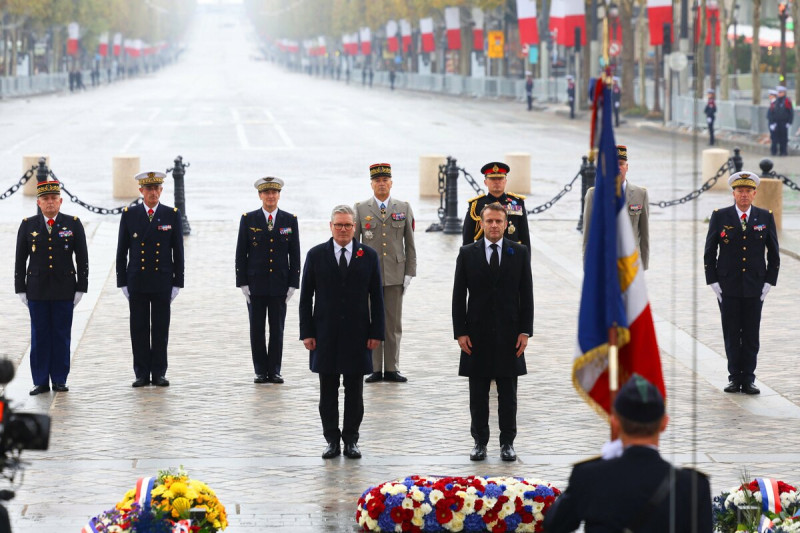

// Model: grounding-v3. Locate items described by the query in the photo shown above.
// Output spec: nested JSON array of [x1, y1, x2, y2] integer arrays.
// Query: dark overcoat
[[299, 238, 384, 375], [235, 208, 300, 296], [452, 238, 533, 378]]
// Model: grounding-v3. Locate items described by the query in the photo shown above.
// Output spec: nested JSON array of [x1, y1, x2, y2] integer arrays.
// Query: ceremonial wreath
[[713, 477, 800, 532], [83, 467, 228, 533], [356, 475, 560, 532]]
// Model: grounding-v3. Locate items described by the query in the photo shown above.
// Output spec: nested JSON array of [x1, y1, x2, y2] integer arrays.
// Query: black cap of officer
[[613, 374, 665, 423], [480, 162, 510, 179]]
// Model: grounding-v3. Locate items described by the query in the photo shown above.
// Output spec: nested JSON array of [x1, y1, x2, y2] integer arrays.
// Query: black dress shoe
[[152, 376, 170, 387], [364, 372, 382, 383], [132, 378, 150, 388], [384, 371, 408, 383], [742, 383, 761, 395], [29, 384, 50, 396], [52, 383, 69, 392], [470, 443, 487, 461], [268, 374, 284, 384], [723, 381, 741, 393], [343, 442, 362, 459], [322, 442, 341, 459], [500, 444, 517, 462], [254, 374, 269, 384]]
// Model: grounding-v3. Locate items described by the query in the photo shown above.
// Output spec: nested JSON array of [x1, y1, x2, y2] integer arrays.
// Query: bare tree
[[695, 0, 706, 99], [718, 0, 732, 101], [792, 0, 799, 105], [750, 0, 761, 105], [620, 0, 635, 108]]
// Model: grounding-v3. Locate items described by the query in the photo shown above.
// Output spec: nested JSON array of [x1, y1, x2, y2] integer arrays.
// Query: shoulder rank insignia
[[507, 192, 526, 200], [123, 207, 128, 212], [31, 231, 39, 237], [173, 207, 178, 212], [467, 194, 485, 203], [74, 216, 78, 220]]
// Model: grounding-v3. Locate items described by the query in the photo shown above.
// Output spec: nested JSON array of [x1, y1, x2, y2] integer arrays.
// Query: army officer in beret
[[116, 171, 184, 388], [236, 176, 300, 384], [15, 179, 88, 395]]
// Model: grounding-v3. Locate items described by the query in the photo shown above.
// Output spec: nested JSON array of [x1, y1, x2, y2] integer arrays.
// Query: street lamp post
[[608, 2, 620, 75], [732, 3, 739, 89], [778, 0, 788, 82]]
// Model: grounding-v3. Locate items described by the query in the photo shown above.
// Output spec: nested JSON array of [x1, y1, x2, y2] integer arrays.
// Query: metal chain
[[778, 173, 800, 192], [461, 168, 484, 196], [0, 166, 36, 200], [437, 164, 447, 223], [49, 170, 142, 215], [650, 158, 732, 208], [526, 170, 582, 216]]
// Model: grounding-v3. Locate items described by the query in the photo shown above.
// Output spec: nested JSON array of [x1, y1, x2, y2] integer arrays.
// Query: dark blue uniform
[[705, 98, 717, 145], [704, 205, 779, 386], [235, 208, 300, 378], [462, 193, 530, 250], [116, 203, 184, 382], [15, 213, 88, 388]]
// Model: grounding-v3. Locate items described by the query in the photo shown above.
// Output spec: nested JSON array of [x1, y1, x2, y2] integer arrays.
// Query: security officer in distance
[[236, 177, 300, 384], [462, 162, 530, 251]]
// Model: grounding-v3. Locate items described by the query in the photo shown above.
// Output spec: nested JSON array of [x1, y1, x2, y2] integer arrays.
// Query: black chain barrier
[[777, 173, 800, 192], [0, 166, 36, 200], [649, 157, 734, 208], [49, 169, 142, 215], [526, 169, 582, 216], [436, 163, 485, 224]]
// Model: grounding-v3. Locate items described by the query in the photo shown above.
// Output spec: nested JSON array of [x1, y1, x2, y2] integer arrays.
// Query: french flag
[[400, 20, 412, 53], [758, 515, 775, 533], [549, 0, 586, 47], [98, 32, 109, 57], [386, 20, 399, 53], [420, 18, 435, 53], [516, 0, 539, 45], [113, 33, 122, 57], [445, 7, 461, 50], [359, 27, 371, 55], [471, 8, 484, 51], [695, 5, 721, 45], [647, 0, 673, 45], [67, 22, 80, 56], [756, 478, 782, 514], [134, 476, 156, 512]]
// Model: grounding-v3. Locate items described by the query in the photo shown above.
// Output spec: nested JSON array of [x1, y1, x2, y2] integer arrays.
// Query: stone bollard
[[22, 155, 50, 196], [419, 155, 447, 197], [504, 152, 532, 194], [703, 148, 731, 191], [112, 155, 141, 198], [755, 159, 782, 232]]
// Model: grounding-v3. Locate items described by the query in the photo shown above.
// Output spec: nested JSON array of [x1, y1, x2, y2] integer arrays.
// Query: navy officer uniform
[[15, 180, 88, 395], [235, 176, 300, 384], [116, 171, 184, 387], [462, 162, 530, 250], [704, 171, 779, 395]]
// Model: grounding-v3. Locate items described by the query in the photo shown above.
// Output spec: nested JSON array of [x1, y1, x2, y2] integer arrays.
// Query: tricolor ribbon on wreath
[[755, 477, 780, 533]]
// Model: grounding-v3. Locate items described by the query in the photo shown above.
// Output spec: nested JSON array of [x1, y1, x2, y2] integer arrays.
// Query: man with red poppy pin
[[354, 162, 417, 384], [300, 205, 385, 460], [704, 171, 779, 395], [452, 202, 533, 462]]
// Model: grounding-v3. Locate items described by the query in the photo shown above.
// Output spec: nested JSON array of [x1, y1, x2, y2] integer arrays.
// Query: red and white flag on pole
[[400, 20, 412, 53], [695, 5, 721, 45], [98, 32, 109, 57], [359, 27, 371, 55], [549, 0, 586, 47], [113, 33, 122, 56], [386, 20, 399, 53], [516, 0, 539, 45], [471, 8, 484, 51], [445, 7, 461, 50], [647, 0, 673, 45], [420, 17, 435, 53], [67, 22, 80, 56]]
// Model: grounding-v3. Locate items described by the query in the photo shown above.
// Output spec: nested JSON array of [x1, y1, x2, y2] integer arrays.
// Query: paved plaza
[[1, 5, 800, 532]]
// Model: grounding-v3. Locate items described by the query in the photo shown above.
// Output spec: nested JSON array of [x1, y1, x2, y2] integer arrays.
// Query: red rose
[[403, 508, 413, 521], [366, 499, 385, 519], [390, 507, 405, 523], [436, 507, 453, 524], [356, 248, 364, 258], [474, 500, 483, 512], [521, 512, 534, 523], [492, 520, 507, 533]]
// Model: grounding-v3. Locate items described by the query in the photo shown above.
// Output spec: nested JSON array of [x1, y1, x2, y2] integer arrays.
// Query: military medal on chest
[[508, 222, 516, 234]]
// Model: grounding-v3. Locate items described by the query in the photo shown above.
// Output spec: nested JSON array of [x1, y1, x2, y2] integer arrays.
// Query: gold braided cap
[[135, 171, 166, 186]]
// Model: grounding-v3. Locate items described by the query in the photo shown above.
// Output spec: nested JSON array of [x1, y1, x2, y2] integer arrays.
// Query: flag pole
[[608, 324, 619, 439]]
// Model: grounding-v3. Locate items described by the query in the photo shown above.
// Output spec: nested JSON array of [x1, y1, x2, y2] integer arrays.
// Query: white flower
[[409, 487, 425, 502], [448, 514, 465, 532], [401, 497, 414, 510], [429, 489, 444, 504], [482, 497, 497, 511], [420, 503, 432, 514], [500, 501, 516, 517]]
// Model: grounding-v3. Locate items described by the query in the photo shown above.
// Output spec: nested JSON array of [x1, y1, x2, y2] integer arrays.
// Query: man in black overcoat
[[452, 202, 533, 462], [116, 171, 185, 388], [15, 180, 88, 395], [543, 375, 712, 533], [704, 171, 779, 395], [299, 205, 384, 460], [236, 176, 300, 384]]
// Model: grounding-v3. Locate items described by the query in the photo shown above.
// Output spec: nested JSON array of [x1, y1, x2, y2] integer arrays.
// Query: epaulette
[[74, 216, 78, 220], [714, 209, 718, 212], [507, 192, 526, 200], [123, 207, 128, 212], [242, 212, 247, 217], [769, 209, 773, 214], [574, 455, 603, 466], [174, 207, 178, 212], [23, 217, 27, 222], [467, 194, 485, 203], [293, 214, 297, 218]]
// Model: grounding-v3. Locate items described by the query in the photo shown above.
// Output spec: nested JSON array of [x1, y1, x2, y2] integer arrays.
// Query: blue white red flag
[[81, 518, 100, 533], [757, 477, 782, 514], [758, 514, 775, 533], [135, 476, 156, 512], [574, 78, 665, 417]]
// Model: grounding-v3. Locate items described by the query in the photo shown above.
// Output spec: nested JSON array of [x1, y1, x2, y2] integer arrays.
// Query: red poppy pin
[[720, 230, 726, 238], [356, 248, 364, 258], [365, 223, 371, 229]]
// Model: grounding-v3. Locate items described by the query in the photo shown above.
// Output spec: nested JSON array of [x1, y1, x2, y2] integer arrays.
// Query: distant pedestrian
[[68, 70, 75, 92], [773, 85, 794, 156], [389, 68, 396, 91], [767, 89, 778, 155], [75, 69, 86, 90], [525, 72, 533, 111], [368, 68, 374, 88], [567, 75, 575, 119], [705, 89, 717, 146], [612, 77, 622, 127]]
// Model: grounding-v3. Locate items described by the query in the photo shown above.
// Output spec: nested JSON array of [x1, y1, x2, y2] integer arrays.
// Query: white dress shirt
[[484, 238, 502, 265], [334, 240, 353, 265]]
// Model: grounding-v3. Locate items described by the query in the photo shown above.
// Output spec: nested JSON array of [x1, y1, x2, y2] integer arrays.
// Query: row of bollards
[[22, 154, 147, 199]]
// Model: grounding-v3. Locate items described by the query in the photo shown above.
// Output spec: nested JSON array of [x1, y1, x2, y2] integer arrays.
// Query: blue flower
[[464, 513, 485, 531], [386, 494, 405, 508], [402, 478, 414, 489], [484, 483, 503, 498], [423, 512, 444, 531], [506, 247, 515, 256], [505, 513, 522, 531]]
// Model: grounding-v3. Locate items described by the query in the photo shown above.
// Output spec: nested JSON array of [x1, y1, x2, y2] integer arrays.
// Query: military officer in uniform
[[236, 176, 300, 384], [116, 171, 185, 388], [354, 163, 417, 383], [704, 171, 779, 395], [15, 179, 88, 395], [582, 145, 650, 270], [462, 162, 530, 250]]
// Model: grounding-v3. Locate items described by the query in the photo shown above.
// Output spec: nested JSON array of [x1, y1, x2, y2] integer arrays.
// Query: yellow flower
[[171, 497, 191, 519]]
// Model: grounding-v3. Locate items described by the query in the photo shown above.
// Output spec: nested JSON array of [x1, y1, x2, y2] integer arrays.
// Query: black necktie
[[339, 248, 348, 277], [490, 244, 499, 272]]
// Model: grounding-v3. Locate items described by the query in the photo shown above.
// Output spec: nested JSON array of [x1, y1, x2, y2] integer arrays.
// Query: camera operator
[[14, 179, 88, 395]]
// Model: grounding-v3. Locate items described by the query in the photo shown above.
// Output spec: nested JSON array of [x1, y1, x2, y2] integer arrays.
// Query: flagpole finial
[[588, 148, 597, 163]]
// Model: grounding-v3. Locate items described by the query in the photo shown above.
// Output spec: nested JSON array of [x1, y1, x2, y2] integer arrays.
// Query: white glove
[[706, 117, 712, 124], [285, 287, 296, 304], [761, 283, 771, 302], [601, 438, 623, 460], [769, 123, 776, 132], [18, 293, 28, 307], [710, 282, 722, 303], [73, 292, 84, 307], [241, 285, 251, 304], [402, 275, 412, 294], [121, 287, 129, 300], [170, 287, 180, 302]]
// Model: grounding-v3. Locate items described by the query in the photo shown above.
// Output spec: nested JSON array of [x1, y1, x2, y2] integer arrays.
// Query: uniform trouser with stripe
[[372, 284, 403, 372], [29, 299, 73, 386]]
